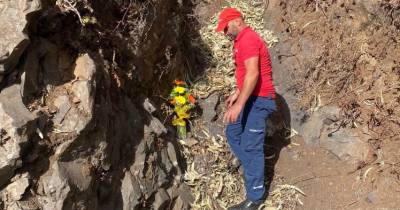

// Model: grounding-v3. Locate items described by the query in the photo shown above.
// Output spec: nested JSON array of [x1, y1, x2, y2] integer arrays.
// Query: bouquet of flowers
[[169, 80, 196, 139]]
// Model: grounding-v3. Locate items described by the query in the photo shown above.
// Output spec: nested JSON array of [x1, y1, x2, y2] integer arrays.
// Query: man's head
[[216, 8, 246, 40]]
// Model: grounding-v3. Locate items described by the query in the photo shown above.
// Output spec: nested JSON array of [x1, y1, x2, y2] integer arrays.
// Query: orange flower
[[188, 94, 196, 104], [174, 80, 185, 85], [170, 99, 176, 105]]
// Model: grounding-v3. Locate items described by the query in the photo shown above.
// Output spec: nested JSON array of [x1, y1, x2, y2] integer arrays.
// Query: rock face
[[2, 173, 30, 202], [38, 157, 94, 210], [0, 0, 41, 83], [21, 38, 61, 98], [0, 85, 36, 187], [301, 106, 371, 162], [71, 54, 96, 114], [198, 93, 225, 137], [300, 106, 340, 146], [121, 171, 141, 210], [0, 0, 195, 209], [38, 161, 72, 210], [50, 54, 96, 134]]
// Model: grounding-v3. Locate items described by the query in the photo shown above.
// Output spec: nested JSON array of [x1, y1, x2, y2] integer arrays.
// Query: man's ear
[[237, 18, 242, 25], [236, 18, 244, 27]]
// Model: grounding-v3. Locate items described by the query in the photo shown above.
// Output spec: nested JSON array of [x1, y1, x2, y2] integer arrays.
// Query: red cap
[[216, 8, 242, 32]]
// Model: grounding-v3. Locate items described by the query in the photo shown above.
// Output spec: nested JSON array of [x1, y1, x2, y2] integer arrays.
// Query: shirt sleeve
[[240, 34, 260, 60]]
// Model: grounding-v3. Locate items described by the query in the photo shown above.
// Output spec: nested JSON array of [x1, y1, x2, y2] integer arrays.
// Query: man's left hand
[[223, 103, 243, 124]]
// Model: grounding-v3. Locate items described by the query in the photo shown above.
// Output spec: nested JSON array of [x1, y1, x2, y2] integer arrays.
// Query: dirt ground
[[269, 135, 400, 210], [265, 0, 400, 209]]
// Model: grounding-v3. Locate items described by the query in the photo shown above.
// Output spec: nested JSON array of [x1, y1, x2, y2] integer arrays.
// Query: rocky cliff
[[0, 0, 197, 209]]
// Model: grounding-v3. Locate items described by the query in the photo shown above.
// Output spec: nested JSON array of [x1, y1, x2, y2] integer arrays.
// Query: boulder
[[142, 98, 156, 114], [171, 184, 194, 210], [52, 95, 71, 125], [51, 54, 96, 134], [147, 116, 167, 137], [160, 148, 173, 174], [166, 141, 182, 180], [121, 171, 141, 210], [153, 188, 170, 210], [130, 137, 149, 178], [199, 93, 220, 123], [71, 54, 96, 113], [0, 0, 41, 83], [198, 93, 224, 137], [2, 173, 30, 202], [300, 106, 340, 146], [21, 38, 60, 98], [320, 128, 371, 162], [301, 106, 371, 162], [0, 85, 36, 187], [57, 159, 92, 192], [38, 144, 92, 210], [38, 162, 71, 210]]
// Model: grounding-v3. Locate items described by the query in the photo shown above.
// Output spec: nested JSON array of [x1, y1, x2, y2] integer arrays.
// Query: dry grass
[[56, 0, 84, 24], [181, 121, 305, 210], [191, 0, 279, 98]]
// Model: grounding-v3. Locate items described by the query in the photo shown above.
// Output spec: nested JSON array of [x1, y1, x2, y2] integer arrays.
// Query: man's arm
[[224, 56, 259, 124], [235, 56, 259, 107]]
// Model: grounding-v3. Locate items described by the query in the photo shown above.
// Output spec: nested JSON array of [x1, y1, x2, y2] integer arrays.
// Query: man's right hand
[[226, 90, 240, 108]]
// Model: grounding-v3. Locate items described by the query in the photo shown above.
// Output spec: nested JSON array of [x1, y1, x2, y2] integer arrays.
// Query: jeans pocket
[[254, 97, 276, 114]]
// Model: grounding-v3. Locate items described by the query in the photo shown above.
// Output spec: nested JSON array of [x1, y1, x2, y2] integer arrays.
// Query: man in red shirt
[[216, 8, 277, 210]]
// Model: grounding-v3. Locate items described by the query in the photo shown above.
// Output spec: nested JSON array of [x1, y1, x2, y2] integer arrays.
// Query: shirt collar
[[235, 26, 251, 42]]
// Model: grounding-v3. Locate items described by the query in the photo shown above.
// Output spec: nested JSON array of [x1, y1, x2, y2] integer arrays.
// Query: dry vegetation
[[291, 0, 400, 141]]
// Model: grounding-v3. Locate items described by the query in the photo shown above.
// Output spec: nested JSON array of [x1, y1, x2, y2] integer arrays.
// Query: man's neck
[[237, 24, 248, 32], [233, 25, 249, 41]]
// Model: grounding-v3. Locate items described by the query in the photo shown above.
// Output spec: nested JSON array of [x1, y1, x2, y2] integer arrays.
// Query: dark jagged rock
[[0, 0, 41, 83], [0, 85, 36, 187]]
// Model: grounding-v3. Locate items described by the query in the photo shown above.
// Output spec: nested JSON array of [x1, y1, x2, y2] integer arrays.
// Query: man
[[216, 8, 277, 210]]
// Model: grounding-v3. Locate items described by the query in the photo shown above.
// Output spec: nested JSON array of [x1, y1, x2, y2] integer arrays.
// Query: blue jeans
[[226, 96, 276, 202]]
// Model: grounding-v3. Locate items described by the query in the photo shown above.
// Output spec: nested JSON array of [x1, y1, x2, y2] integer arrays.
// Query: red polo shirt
[[233, 27, 276, 98]]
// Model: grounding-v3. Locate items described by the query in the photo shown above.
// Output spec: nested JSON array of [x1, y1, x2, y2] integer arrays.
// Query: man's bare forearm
[[235, 57, 260, 107], [234, 88, 240, 96], [235, 72, 258, 107]]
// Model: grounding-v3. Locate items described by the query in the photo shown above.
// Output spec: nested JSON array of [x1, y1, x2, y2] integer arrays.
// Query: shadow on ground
[[264, 93, 292, 197]]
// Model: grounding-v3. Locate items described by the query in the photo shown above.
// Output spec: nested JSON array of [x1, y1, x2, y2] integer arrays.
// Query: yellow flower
[[173, 86, 186, 94], [174, 104, 189, 112], [172, 118, 186, 126], [176, 109, 190, 119], [174, 96, 186, 105]]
